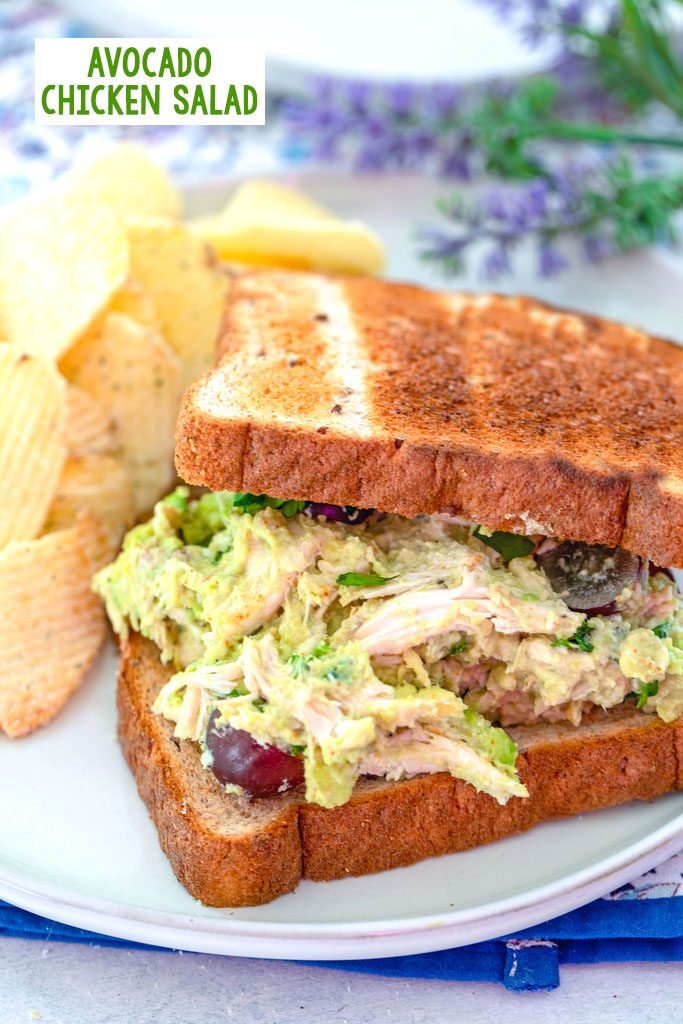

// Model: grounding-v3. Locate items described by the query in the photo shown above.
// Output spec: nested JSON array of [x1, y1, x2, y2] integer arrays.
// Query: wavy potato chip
[[0, 191, 128, 359], [64, 383, 118, 457], [0, 346, 66, 547], [46, 454, 134, 553], [190, 179, 385, 275], [127, 216, 229, 388], [109, 278, 160, 331], [65, 143, 181, 220], [0, 514, 108, 738], [61, 312, 182, 515]]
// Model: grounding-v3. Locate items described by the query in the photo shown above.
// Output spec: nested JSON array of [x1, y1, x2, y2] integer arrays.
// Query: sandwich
[[94, 270, 683, 907]]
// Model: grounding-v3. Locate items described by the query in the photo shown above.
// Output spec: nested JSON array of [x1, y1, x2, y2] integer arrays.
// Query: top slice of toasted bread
[[175, 271, 683, 566]]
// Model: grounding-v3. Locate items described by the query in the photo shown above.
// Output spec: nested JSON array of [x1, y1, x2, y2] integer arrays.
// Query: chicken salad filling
[[94, 488, 683, 809]]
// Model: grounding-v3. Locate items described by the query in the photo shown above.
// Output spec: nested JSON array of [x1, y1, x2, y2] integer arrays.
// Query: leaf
[[653, 622, 671, 639], [449, 638, 469, 656], [553, 620, 594, 653], [636, 680, 659, 708], [336, 571, 398, 587], [472, 526, 535, 562], [232, 492, 306, 518]]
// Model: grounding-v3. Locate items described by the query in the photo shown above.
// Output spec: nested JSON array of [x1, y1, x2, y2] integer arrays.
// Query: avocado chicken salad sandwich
[[95, 270, 683, 907]]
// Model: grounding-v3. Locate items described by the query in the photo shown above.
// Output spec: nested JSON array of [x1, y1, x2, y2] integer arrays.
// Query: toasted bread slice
[[175, 271, 683, 568], [119, 632, 683, 907]]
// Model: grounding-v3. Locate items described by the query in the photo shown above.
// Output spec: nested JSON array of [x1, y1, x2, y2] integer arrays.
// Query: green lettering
[[159, 47, 174, 77], [190, 85, 208, 115], [41, 84, 55, 114], [77, 83, 89, 115], [141, 83, 160, 114], [126, 85, 138, 115], [87, 47, 105, 77], [173, 83, 189, 114], [178, 47, 192, 77], [90, 84, 105, 115], [58, 84, 75, 114], [108, 84, 123, 115], [122, 47, 140, 77], [104, 46, 121, 76], [195, 46, 211, 77], [224, 83, 240, 114], [243, 85, 257, 115], [141, 47, 156, 76]]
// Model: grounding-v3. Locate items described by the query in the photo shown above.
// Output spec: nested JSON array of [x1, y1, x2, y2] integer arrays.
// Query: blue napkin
[[3, 888, 683, 991]]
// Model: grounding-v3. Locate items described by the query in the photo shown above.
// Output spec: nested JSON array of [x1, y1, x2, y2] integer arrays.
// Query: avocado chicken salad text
[[95, 489, 683, 809]]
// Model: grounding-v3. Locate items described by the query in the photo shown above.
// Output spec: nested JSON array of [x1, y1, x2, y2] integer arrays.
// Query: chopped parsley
[[552, 620, 594, 653], [449, 639, 469, 656], [289, 654, 309, 677], [233, 493, 306, 518], [290, 744, 306, 756], [289, 642, 332, 677], [653, 622, 671, 639], [629, 680, 660, 709], [473, 526, 535, 562], [337, 571, 398, 587]]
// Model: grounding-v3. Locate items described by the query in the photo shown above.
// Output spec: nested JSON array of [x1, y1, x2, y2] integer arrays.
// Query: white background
[[2, 941, 682, 1023]]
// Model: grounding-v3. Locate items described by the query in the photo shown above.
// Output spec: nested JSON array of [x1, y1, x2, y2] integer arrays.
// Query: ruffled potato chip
[[190, 179, 385, 275], [0, 191, 128, 359], [64, 383, 118, 457], [65, 143, 181, 220], [46, 454, 134, 553], [109, 278, 160, 331], [61, 312, 182, 515], [0, 514, 108, 738], [0, 345, 66, 547], [127, 216, 229, 388]]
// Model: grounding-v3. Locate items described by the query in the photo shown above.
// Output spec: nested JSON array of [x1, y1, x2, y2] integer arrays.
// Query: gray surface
[[1, 939, 682, 1023]]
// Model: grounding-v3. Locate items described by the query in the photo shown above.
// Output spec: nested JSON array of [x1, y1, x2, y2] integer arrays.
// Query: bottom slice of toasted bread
[[119, 633, 683, 907]]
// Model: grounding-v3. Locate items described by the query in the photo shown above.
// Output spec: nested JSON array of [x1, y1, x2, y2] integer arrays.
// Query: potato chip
[[0, 191, 128, 359], [127, 216, 229, 388], [109, 278, 160, 331], [60, 312, 182, 515], [213, 179, 334, 225], [0, 345, 66, 547], [0, 514, 107, 738], [46, 454, 134, 553], [65, 143, 181, 220], [64, 383, 118, 456], [190, 179, 385, 275]]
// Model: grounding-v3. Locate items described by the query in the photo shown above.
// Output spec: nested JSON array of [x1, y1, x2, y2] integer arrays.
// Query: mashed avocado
[[94, 488, 683, 808]]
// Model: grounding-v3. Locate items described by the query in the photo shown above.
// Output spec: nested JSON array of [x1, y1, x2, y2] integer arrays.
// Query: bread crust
[[119, 633, 683, 907], [175, 272, 683, 567]]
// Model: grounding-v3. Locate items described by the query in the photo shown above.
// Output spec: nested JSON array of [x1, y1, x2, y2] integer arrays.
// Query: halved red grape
[[536, 541, 640, 613], [206, 709, 304, 798], [303, 502, 374, 525], [649, 563, 674, 580]]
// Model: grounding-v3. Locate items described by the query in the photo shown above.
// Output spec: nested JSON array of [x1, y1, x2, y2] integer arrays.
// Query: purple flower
[[419, 155, 674, 281], [538, 241, 569, 277], [282, 75, 479, 179], [482, 244, 513, 280], [582, 233, 614, 263]]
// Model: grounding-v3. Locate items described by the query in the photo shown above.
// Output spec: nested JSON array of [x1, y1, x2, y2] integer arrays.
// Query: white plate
[[56, 0, 551, 87], [2, 173, 683, 960]]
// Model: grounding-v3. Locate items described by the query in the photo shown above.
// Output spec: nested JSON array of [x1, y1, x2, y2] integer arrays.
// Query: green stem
[[522, 120, 683, 148]]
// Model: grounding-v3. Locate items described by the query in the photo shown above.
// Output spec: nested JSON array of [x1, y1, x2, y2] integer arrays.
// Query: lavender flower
[[421, 157, 683, 280], [473, 0, 616, 57], [282, 80, 480, 178]]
